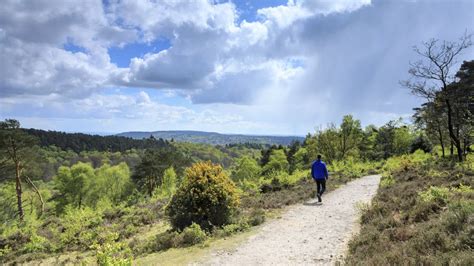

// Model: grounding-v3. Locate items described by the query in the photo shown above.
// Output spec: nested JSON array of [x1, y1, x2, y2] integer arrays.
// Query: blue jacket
[[311, 160, 328, 180]]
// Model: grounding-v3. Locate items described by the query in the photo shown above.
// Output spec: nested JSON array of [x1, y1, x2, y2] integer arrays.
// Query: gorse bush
[[166, 161, 239, 231]]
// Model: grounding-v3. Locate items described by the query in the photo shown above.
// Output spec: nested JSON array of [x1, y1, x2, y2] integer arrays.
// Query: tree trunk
[[25, 175, 44, 217], [15, 160, 24, 221], [445, 99, 463, 162], [437, 125, 445, 157]]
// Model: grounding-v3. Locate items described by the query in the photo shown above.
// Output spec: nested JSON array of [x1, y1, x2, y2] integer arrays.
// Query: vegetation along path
[[198, 175, 381, 265]]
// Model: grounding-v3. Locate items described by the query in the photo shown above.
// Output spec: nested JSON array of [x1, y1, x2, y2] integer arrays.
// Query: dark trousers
[[315, 179, 326, 196]]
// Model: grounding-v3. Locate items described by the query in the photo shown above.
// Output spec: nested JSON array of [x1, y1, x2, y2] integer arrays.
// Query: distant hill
[[117, 130, 305, 146], [24, 128, 170, 153]]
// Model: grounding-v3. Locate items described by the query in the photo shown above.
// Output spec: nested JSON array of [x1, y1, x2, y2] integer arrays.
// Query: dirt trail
[[197, 175, 381, 265]]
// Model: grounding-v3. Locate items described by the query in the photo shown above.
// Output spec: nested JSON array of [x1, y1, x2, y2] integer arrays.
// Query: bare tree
[[402, 33, 472, 162]]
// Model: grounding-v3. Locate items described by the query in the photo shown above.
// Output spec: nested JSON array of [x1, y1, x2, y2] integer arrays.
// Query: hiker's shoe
[[317, 194, 322, 202]]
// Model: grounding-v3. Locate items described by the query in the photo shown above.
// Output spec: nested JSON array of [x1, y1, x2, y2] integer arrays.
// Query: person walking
[[311, 154, 329, 203]]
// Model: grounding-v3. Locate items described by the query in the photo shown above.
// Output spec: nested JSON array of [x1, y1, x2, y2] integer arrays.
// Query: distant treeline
[[117, 130, 305, 146], [24, 128, 170, 153]]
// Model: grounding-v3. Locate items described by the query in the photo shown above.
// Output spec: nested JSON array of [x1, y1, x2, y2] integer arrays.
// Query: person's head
[[317, 154, 322, 160]]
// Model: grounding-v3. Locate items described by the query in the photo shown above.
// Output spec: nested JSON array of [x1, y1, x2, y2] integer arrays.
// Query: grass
[[134, 226, 259, 265], [345, 152, 474, 265]]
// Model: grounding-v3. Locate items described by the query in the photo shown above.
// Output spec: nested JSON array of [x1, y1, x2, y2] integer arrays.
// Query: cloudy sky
[[1, 0, 473, 135]]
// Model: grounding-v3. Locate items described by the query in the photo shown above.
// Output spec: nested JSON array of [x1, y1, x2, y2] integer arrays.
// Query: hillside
[[24, 128, 170, 153], [117, 130, 305, 146]]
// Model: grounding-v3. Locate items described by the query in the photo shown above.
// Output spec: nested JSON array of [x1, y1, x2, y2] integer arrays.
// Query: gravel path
[[198, 175, 381, 265]]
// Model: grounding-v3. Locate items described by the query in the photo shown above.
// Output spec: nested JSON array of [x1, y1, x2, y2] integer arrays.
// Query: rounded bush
[[166, 161, 239, 231]]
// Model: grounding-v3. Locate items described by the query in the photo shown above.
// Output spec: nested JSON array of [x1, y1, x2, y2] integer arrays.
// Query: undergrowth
[[346, 152, 474, 265]]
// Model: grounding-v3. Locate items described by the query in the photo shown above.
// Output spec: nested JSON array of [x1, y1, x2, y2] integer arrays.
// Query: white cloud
[[0, 0, 135, 97], [297, 0, 371, 15], [2, 0, 473, 135]]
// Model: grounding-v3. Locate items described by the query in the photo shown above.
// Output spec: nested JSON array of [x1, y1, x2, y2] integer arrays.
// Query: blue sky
[[1, 0, 473, 135]]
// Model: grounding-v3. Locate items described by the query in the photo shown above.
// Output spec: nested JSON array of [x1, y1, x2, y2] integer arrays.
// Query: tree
[[231, 156, 260, 181], [358, 125, 379, 160], [262, 149, 289, 175], [286, 141, 302, 173], [374, 119, 414, 159], [410, 134, 433, 153], [339, 115, 363, 159], [402, 33, 472, 161], [132, 147, 188, 196], [413, 101, 448, 157], [292, 147, 310, 170], [312, 124, 339, 163], [260, 145, 277, 167], [453, 60, 474, 156], [93, 162, 132, 204], [161, 167, 177, 197], [54, 162, 133, 211], [54, 162, 94, 212], [0, 119, 39, 221]]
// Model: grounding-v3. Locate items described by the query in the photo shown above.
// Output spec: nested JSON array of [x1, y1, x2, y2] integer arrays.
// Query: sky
[[0, 0, 473, 136]]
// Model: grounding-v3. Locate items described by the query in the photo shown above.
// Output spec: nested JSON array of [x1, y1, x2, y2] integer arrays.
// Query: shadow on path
[[303, 201, 322, 206]]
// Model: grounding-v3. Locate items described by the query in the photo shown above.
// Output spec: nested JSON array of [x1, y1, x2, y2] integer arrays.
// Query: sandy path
[[198, 175, 381, 265]]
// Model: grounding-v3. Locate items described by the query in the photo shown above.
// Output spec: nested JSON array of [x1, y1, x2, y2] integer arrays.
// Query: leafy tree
[[410, 134, 433, 153], [54, 162, 94, 212], [260, 145, 277, 167], [358, 125, 379, 160], [132, 147, 189, 196], [262, 149, 289, 175], [54, 162, 133, 212], [452, 60, 474, 156], [292, 147, 309, 170], [393, 125, 414, 155], [0, 119, 40, 221], [309, 124, 339, 163], [286, 141, 302, 173], [305, 115, 363, 163], [166, 161, 239, 231], [231, 156, 260, 181], [413, 100, 449, 157], [93, 162, 132, 204], [339, 115, 363, 158], [374, 120, 414, 159], [161, 167, 177, 197]]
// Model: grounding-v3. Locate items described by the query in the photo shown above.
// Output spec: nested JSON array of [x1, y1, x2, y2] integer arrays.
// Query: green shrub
[[94, 240, 132, 266], [60, 206, 103, 249], [22, 233, 48, 253], [247, 208, 265, 226], [442, 201, 474, 234], [134, 224, 207, 255], [175, 223, 208, 247], [419, 186, 450, 204], [151, 231, 179, 252], [166, 161, 239, 231], [380, 175, 395, 187]]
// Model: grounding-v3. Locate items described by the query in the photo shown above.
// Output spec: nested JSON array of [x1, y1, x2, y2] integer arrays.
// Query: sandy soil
[[197, 175, 381, 265]]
